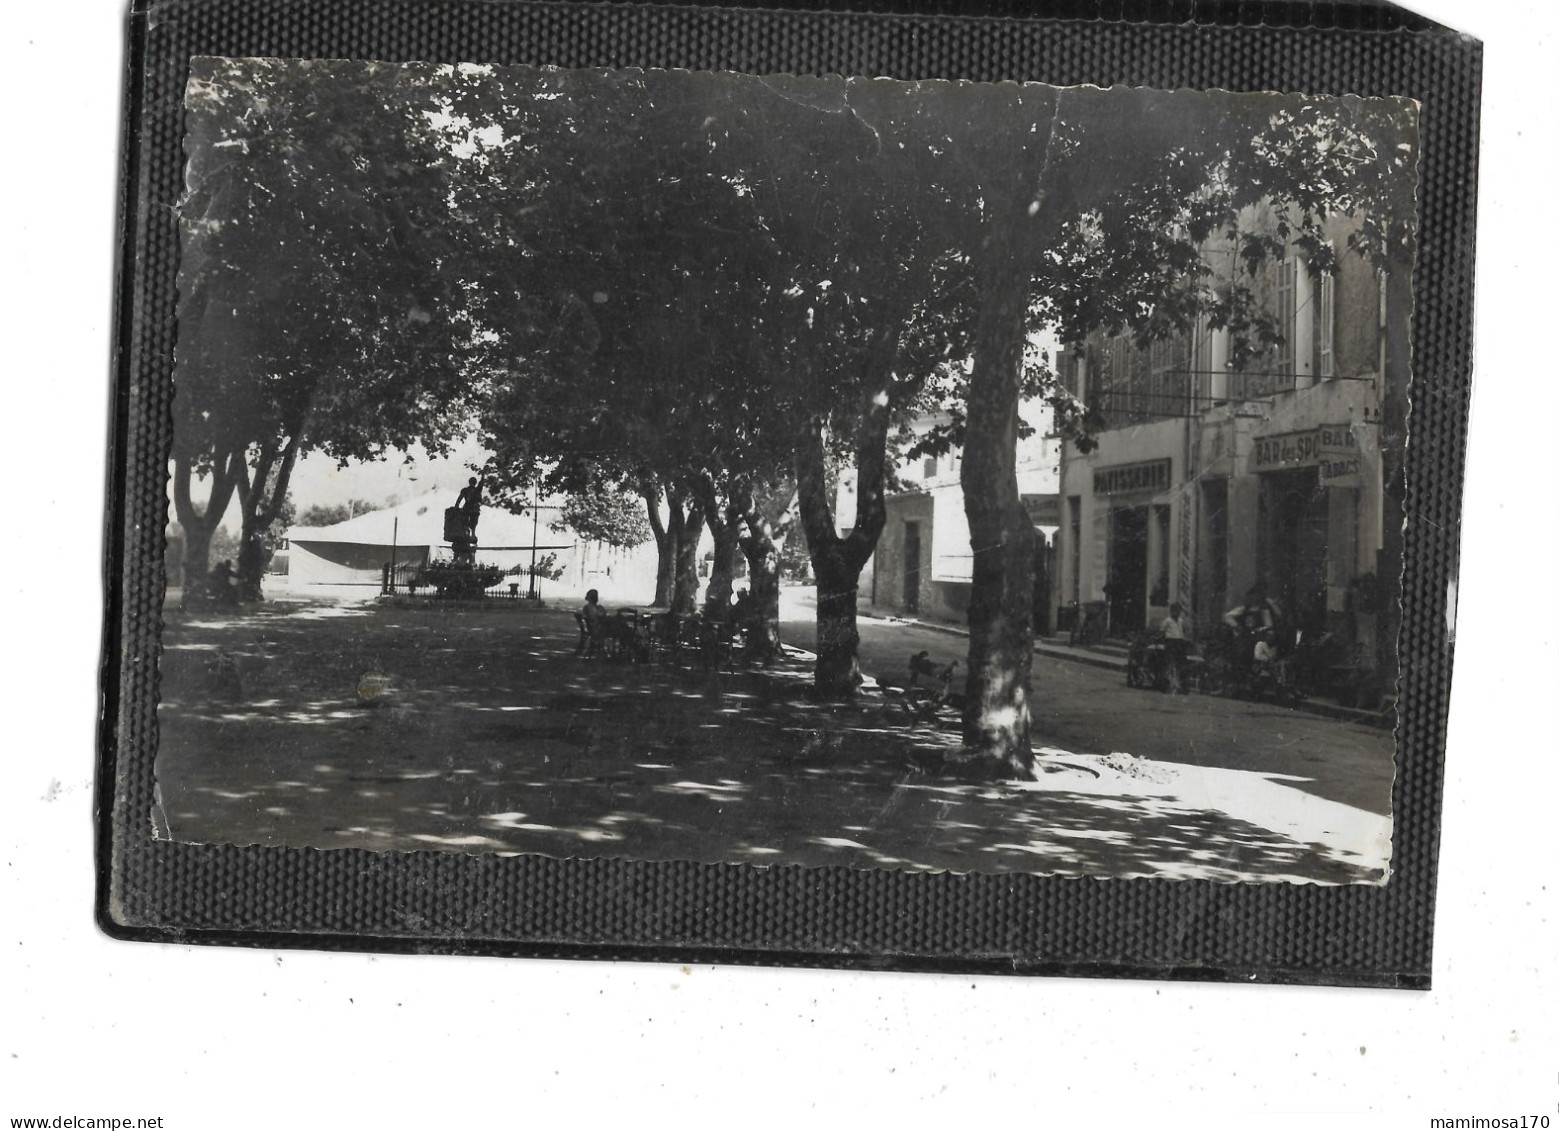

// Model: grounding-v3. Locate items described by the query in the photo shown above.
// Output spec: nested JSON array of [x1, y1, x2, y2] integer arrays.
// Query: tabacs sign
[[1318, 450, 1364, 487], [1252, 424, 1358, 475], [1093, 459, 1171, 496]]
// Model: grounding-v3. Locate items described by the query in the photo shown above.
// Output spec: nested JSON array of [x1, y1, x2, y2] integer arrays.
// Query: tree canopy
[[174, 60, 1416, 767]]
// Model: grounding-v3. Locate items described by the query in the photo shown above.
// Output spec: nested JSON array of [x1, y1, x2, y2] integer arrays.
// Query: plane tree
[[420, 69, 978, 668], [675, 75, 983, 695], [445, 68, 807, 621], [938, 86, 1418, 775], [180, 62, 1415, 767], [174, 58, 482, 601]]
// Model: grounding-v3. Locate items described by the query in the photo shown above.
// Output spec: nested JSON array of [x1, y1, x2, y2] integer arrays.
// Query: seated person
[[731, 588, 753, 628], [207, 559, 239, 607], [1223, 586, 1281, 634]]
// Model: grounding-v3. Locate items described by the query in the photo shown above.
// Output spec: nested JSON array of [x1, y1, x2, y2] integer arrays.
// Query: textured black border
[[99, 0, 1480, 988]]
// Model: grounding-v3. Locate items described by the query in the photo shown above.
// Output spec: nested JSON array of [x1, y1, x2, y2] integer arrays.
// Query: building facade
[[1053, 207, 1398, 677], [863, 405, 1060, 626]]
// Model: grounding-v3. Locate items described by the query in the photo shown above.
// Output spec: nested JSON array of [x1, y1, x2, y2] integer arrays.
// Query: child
[[1252, 627, 1277, 668], [581, 588, 606, 630]]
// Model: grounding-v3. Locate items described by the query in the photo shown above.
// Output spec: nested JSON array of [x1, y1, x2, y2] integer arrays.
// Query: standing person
[[1159, 601, 1190, 692], [581, 588, 606, 629], [456, 476, 483, 536], [577, 588, 608, 658]]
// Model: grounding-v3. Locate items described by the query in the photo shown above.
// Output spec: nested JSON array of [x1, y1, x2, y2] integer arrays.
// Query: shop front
[[1092, 457, 1175, 637], [1250, 422, 1366, 642]]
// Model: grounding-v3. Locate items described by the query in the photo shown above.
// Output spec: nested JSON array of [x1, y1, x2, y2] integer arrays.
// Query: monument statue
[[456, 476, 483, 535], [443, 477, 483, 566]]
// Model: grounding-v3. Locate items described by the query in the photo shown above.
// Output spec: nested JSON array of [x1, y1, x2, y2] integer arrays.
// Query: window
[[1150, 337, 1173, 379], [1148, 335, 1189, 418], [1059, 347, 1087, 401], [1236, 257, 1300, 401], [922, 455, 939, 480], [1193, 316, 1219, 405], [1094, 336, 1159, 427], [1312, 271, 1336, 379], [1274, 256, 1298, 378]]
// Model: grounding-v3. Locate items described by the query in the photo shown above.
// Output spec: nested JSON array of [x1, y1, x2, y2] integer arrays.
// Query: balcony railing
[[1089, 368, 1302, 428]]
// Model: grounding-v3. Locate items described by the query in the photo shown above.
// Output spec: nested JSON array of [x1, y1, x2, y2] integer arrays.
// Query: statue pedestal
[[444, 506, 478, 565]]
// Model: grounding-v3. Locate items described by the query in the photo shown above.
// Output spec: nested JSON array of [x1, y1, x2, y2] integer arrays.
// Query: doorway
[[1258, 467, 1329, 635], [902, 521, 921, 613], [1106, 505, 1149, 635]]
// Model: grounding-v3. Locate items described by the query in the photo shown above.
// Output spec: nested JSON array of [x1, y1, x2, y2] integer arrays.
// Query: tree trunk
[[235, 529, 270, 601], [670, 487, 706, 615], [234, 434, 301, 601], [740, 535, 782, 658], [739, 480, 796, 662], [181, 521, 215, 601], [690, 476, 743, 616], [705, 513, 741, 615], [642, 486, 674, 608], [171, 447, 242, 607], [793, 368, 894, 697], [810, 548, 863, 692], [958, 203, 1044, 777]]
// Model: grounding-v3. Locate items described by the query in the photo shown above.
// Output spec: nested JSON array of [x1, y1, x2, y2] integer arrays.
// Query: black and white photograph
[[9, 0, 1558, 1124], [157, 58, 1417, 885]]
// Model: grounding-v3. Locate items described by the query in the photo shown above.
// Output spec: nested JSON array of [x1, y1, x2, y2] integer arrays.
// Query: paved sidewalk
[[860, 607, 1395, 731]]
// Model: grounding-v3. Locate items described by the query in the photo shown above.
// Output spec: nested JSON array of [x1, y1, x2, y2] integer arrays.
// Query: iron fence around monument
[[380, 561, 544, 600]]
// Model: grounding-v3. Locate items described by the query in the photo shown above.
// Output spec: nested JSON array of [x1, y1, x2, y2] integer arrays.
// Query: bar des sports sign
[[1253, 424, 1361, 485]]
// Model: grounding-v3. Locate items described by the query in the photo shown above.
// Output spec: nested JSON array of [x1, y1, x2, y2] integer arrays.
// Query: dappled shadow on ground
[[154, 600, 1379, 883], [1023, 657, 1395, 817]]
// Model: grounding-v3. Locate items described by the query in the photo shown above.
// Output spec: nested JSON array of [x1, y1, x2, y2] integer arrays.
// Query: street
[[779, 587, 1395, 817], [149, 590, 1394, 882]]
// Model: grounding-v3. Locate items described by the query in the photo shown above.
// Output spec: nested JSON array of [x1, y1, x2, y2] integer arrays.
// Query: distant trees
[[553, 490, 652, 550], [296, 500, 382, 528]]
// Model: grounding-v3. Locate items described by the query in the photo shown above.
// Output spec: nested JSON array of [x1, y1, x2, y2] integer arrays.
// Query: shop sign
[[1177, 481, 1195, 614], [1252, 423, 1357, 473], [1022, 493, 1061, 526], [1318, 451, 1364, 487], [1093, 459, 1171, 496]]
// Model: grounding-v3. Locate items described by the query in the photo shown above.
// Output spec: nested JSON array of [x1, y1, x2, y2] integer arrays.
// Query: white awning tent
[[284, 488, 650, 592]]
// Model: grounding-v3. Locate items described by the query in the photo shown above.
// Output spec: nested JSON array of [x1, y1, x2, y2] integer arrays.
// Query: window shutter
[[1313, 273, 1336, 379]]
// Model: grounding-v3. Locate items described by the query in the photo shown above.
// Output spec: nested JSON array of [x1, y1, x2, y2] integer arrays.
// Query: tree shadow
[[154, 600, 1382, 882]]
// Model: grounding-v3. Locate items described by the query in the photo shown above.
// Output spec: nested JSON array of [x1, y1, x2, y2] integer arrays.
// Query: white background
[[3, 2, 1554, 1127]]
